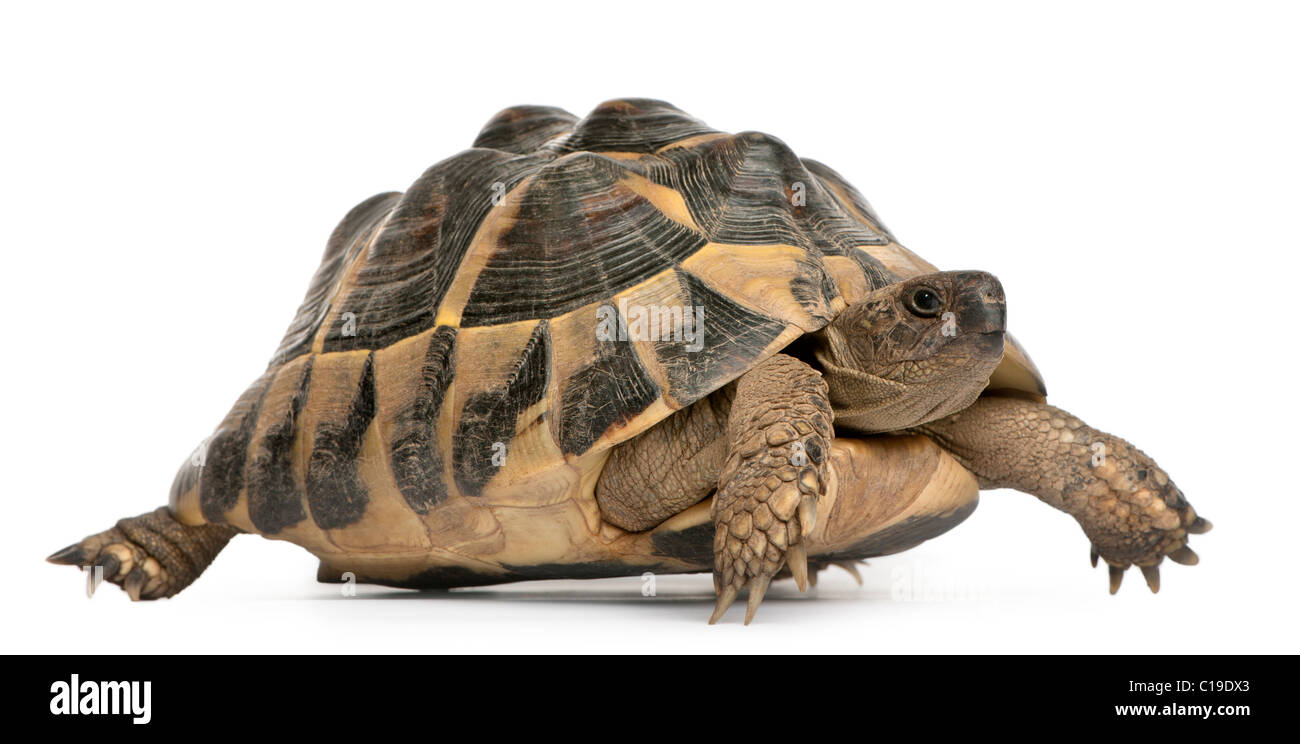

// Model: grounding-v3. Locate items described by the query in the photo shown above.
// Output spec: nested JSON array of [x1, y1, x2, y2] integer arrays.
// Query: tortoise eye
[[906, 287, 943, 317]]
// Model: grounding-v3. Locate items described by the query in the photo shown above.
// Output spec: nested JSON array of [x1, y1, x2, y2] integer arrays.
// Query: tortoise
[[48, 98, 1210, 623]]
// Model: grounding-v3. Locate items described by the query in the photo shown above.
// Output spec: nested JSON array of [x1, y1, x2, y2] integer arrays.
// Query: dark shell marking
[[389, 325, 457, 514], [653, 271, 790, 403], [197, 372, 271, 524], [246, 358, 313, 534], [557, 311, 660, 456], [178, 99, 906, 551], [305, 352, 377, 529], [452, 320, 550, 497]]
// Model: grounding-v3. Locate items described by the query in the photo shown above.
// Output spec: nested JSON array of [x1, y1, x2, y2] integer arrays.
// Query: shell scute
[[452, 320, 551, 497], [651, 270, 793, 406], [322, 148, 549, 352], [459, 151, 708, 328], [473, 105, 579, 154], [271, 192, 401, 365], [554, 98, 717, 154]]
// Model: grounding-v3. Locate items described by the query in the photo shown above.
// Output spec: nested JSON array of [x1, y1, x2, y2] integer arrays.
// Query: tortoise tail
[[47, 507, 239, 600]]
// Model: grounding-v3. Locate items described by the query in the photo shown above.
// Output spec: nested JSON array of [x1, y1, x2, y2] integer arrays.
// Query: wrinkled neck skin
[[811, 317, 1003, 435]]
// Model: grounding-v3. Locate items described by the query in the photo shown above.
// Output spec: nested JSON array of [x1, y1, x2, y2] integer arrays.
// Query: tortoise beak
[[951, 271, 1006, 336]]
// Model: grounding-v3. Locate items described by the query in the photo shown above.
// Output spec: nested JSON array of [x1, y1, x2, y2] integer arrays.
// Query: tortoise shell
[[168, 98, 1043, 581]]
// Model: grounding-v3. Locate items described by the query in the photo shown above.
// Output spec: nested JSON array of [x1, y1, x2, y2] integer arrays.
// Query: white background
[[3, 1, 1296, 653]]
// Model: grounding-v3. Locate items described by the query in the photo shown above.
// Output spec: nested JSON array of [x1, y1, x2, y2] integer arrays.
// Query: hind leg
[[48, 507, 239, 600]]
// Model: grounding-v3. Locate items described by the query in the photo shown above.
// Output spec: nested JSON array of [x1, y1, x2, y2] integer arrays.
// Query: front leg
[[711, 353, 832, 624], [917, 396, 1210, 593]]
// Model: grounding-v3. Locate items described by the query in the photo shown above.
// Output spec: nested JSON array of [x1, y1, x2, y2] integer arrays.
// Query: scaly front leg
[[917, 396, 1210, 593], [711, 353, 832, 624]]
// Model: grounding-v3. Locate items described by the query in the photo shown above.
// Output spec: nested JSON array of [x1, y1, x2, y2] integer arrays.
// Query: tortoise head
[[813, 270, 1006, 433]]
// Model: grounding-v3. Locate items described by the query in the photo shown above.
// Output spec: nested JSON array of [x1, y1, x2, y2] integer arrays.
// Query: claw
[[1090, 544, 1099, 568], [84, 566, 101, 598], [1188, 517, 1213, 534], [798, 494, 818, 535], [97, 554, 121, 582], [124, 569, 147, 601], [787, 542, 809, 592], [709, 586, 739, 625], [834, 560, 864, 586], [47, 544, 85, 565], [1168, 546, 1199, 565], [1140, 564, 1160, 593], [1108, 564, 1124, 594], [744, 575, 772, 625]]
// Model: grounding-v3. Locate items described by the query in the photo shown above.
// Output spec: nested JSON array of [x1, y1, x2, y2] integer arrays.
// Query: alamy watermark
[[596, 299, 705, 352], [49, 674, 151, 724], [890, 560, 992, 602]]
